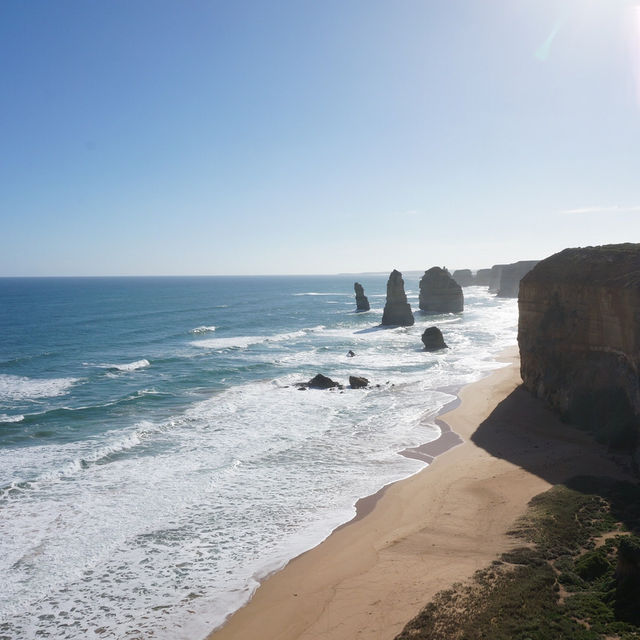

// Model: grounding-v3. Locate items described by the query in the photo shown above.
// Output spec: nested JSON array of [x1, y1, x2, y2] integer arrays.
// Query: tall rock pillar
[[381, 270, 414, 326]]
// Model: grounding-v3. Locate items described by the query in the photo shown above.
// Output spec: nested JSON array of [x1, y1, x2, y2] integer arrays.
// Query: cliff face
[[354, 282, 370, 311], [518, 244, 640, 455], [496, 260, 539, 298], [419, 267, 463, 313], [381, 269, 415, 326]]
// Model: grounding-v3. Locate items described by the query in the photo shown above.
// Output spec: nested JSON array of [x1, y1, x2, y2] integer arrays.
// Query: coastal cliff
[[419, 267, 463, 313], [518, 244, 640, 456], [496, 260, 539, 298]]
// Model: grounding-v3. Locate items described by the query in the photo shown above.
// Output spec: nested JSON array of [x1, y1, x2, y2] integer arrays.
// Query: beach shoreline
[[206, 343, 631, 640], [206, 347, 525, 640]]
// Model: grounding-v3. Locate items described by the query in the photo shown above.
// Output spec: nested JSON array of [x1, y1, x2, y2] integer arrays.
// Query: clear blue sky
[[2, 0, 639, 276]]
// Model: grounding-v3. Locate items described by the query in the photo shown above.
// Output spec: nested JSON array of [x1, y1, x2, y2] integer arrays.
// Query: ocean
[[0, 275, 517, 640]]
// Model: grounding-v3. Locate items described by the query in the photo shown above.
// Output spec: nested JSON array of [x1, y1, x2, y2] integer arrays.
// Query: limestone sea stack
[[354, 282, 370, 311], [518, 243, 640, 457], [421, 326, 448, 351], [488, 264, 506, 293], [381, 269, 414, 326], [475, 268, 492, 286], [419, 267, 463, 313], [452, 269, 474, 287], [496, 260, 539, 298]]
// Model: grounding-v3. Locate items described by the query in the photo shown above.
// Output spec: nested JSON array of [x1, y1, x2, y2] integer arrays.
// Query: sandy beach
[[207, 345, 630, 640]]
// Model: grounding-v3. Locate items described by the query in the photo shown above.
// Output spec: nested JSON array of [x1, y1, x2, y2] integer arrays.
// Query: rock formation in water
[[488, 264, 506, 293], [349, 375, 369, 389], [475, 268, 492, 286], [419, 267, 463, 313], [354, 282, 370, 312], [421, 326, 448, 351], [452, 269, 475, 287], [297, 373, 343, 390], [381, 270, 415, 326], [497, 260, 539, 298], [518, 244, 640, 458]]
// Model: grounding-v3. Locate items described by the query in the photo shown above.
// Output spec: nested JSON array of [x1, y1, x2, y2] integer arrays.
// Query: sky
[[2, 0, 639, 276]]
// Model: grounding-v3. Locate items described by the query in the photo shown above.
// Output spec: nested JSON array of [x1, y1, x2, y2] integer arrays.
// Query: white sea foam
[[191, 329, 308, 350], [103, 359, 150, 372], [190, 325, 217, 334], [0, 414, 24, 423], [292, 292, 351, 296], [0, 374, 77, 402]]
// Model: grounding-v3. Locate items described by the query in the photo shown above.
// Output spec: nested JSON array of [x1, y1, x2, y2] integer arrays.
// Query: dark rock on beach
[[354, 282, 370, 311], [518, 243, 640, 460], [419, 267, 463, 313], [381, 270, 414, 326], [349, 376, 369, 389], [421, 326, 448, 351]]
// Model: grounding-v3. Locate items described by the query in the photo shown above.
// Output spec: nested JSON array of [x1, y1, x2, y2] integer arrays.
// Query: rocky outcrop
[[488, 264, 506, 293], [381, 270, 415, 326], [475, 268, 492, 286], [419, 267, 463, 313], [421, 327, 448, 351], [354, 282, 370, 311], [518, 244, 640, 456], [452, 269, 474, 287], [497, 260, 539, 298], [297, 374, 342, 390], [349, 376, 369, 389]]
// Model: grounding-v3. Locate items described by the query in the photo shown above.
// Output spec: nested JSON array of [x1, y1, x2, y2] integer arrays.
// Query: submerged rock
[[354, 282, 370, 311], [381, 270, 414, 326], [518, 243, 640, 457], [421, 326, 448, 351], [349, 376, 369, 389], [419, 267, 463, 313]]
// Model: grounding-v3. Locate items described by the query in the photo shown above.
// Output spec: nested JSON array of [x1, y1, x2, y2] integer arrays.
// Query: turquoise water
[[0, 275, 517, 639]]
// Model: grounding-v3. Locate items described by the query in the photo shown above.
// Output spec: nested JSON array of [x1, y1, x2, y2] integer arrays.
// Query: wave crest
[[0, 374, 77, 402], [190, 325, 217, 334], [191, 329, 308, 350], [0, 414, 25, 424], [103, 359, 150, 372]]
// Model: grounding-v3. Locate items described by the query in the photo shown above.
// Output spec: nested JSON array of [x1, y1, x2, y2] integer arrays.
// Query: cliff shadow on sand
[[469, 384, 635, 486]]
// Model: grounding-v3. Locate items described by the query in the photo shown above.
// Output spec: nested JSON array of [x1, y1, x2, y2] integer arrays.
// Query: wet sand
[[206, 345, 629, 640]]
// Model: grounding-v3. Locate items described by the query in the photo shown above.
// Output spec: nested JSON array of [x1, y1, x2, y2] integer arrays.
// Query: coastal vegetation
[[395, 476, 640, 640]]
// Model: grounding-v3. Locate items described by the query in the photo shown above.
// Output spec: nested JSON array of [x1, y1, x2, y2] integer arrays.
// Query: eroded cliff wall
[[518, 244, 640, 455]]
